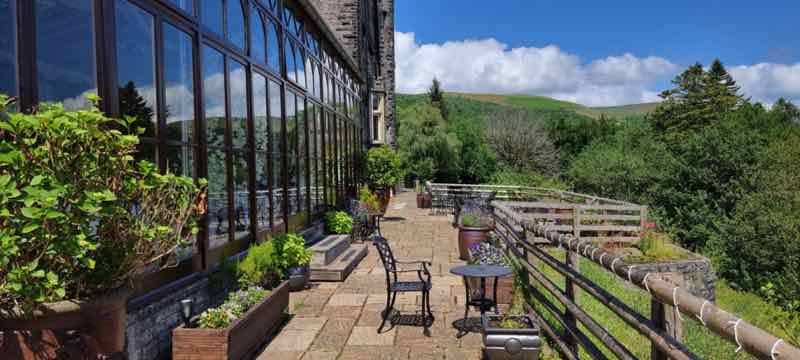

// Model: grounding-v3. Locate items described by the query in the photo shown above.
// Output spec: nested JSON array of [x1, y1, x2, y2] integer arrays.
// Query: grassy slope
[[447, 92, 658, 119], [531, 248, 799, 359]]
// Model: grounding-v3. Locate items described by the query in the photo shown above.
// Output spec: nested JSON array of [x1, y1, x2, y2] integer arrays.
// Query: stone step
[[310, 244, 368, 282], [308, 234, 352, 266]]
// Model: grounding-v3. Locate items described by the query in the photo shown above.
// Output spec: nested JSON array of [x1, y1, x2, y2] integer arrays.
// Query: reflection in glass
[[268, 80, 283, 225], [232, 151, 251, 242], [203, 45, 226, 148], [36, 0, 96, 109], [284, 38, 296, 83], [295, 47, 306, 88], [168, 0, 193, 14], [297, 97, 306, 213], [0, 0, 15, 99], [229, 60, 247, 148], [207, 148, 230, 248], [250, 6, 266, 64], [201, 0, 223, 35], [267, 19, 280, 72], [255, 151, 270, 231], [135, 142, 157, 164], [252, 72, 268, 151], [227, 0, 245, 50], [116, 0, 157, 137], [285, 91, 297, 214], [164, 24, 195, 143], [166, 144, 194, 178]]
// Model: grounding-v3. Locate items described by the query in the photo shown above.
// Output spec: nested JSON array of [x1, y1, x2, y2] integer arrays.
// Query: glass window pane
[[226, 0, 245, 50], [116, 0, 157, 137], [168, 0, 193, 14], [0, 0, 15, 100], [164, 23, 195, 143], [295, 47, 306, 88], [255, 151, 270, 232], [201, 0, 223, 35], [229, 60, 247, 148], [252, 72, 267, 151], [136, 142, 157, 164], [250, 7, 266, 63], [266, 18, 280, 72], [207, 148, 229, 248], [166, 144, 194, 178], [232, 151, 251, 242], [268, 80, 283, 225], [285, 90, 297, 214], [284, 38, 295, 83], [297, 97, 306, 213], [36, 0, 96, 110], [203, 45, 226, 148]]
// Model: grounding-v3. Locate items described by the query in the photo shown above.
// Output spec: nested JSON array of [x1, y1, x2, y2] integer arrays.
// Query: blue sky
[[394, 0, 800, 106]]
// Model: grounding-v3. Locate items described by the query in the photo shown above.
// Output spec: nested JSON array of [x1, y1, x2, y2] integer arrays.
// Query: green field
[[447, 92, 658, 119], [530, 248, 800, 359]]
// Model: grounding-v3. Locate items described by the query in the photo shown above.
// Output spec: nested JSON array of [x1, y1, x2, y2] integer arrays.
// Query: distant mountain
[[447, 92, 658, 119]]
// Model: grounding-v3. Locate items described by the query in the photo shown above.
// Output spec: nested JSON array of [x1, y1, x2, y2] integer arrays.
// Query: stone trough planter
[[481, 314, 542, 360], [172, 281, 289, 360]]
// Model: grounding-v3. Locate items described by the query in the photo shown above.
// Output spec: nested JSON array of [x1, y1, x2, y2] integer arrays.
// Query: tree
[[772, 98, 800, 123], [427, 77, 449, 120], [118, 81, 155, 134], [485, 108, 560, 176], [397, 102, 461, 183]]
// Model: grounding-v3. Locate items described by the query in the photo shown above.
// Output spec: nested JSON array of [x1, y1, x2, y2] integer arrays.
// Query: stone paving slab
[[255, 190, 486, 359]]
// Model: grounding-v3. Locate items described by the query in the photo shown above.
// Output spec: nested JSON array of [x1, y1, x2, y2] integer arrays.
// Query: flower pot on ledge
[[458, 225, 491, 261], [172, 281, 290, 360], [0, 286, 132, 359]]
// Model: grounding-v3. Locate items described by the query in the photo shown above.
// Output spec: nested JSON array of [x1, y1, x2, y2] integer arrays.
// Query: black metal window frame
[[4, 0, 365, 296]]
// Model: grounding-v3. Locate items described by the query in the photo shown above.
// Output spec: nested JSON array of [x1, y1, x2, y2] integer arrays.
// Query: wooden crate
[[172, 281, 289, 360]]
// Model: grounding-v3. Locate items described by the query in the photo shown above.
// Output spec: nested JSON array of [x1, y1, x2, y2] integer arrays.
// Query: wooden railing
[[488, 199, 800, 360]]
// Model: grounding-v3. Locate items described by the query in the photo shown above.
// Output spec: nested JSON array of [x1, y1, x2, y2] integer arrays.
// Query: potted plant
[[274, 233, 313, 292], [415, 182, 431, 209], [172, 283, 290, 360], [467, 242, 515, 305], [325, 211, 354, 235], [458, 207, 493, 260], [365, 146, 402, 214], [0, 95, 206, 357], [481, 313, 542, 360]]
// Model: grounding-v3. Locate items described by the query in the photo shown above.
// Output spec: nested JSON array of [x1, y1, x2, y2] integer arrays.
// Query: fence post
[[564, 205, 581, 353], [650, 273, 684, 360]]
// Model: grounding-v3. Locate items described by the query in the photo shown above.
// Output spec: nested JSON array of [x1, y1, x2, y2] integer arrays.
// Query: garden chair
[[371, 235, 434, 336]]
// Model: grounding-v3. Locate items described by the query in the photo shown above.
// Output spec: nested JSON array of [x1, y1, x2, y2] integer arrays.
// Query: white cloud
[[729, 63, 800, 105], [395, 32, 678, 106]]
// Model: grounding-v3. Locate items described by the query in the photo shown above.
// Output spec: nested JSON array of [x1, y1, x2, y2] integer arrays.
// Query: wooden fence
[[489, 199, 800, 360]]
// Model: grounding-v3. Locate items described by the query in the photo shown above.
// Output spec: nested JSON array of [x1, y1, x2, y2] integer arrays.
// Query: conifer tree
[[427, 77, 449, 120]]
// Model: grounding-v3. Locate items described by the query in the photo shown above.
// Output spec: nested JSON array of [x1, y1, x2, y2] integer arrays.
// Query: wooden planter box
[[172, 281, 289, 360]]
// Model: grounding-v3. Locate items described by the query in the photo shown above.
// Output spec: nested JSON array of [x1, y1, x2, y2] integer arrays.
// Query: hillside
[[447, 92, 658, 119]]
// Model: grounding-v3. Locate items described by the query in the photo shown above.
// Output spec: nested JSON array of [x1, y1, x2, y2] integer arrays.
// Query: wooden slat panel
[[578, 237, 640, 243], [580, 214, 642, 221], [579, 225, 641, 232]]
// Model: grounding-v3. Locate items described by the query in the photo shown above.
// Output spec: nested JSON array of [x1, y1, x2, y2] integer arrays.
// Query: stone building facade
[[310, 0, 397, 148]]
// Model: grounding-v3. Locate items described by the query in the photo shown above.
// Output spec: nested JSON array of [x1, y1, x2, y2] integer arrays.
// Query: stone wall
[[628, 257, 717, 301], [378, 0, 396, 149], [125, 275, 224, 360]]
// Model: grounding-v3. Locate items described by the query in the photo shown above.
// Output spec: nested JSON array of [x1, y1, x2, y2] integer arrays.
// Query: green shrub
[[325, 211, 354, 234], [274, 233, 312, 269], [237, 241, 281, 288], [0, 95, 206, 312], [358, 186, 380, 213], [197, 286, 270, 329], [490, 167, 570, 190], [366, 146, 402, 189]]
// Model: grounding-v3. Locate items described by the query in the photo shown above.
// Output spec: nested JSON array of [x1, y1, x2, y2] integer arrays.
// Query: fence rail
[[489, 199, 800, 360]]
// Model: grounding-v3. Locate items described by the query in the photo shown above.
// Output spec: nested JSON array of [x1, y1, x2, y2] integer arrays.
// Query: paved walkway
[[257, 190, 483, 360]]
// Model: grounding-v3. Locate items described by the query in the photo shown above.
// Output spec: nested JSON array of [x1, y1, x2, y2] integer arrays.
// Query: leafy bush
[[366, 146, 402, 189], [325, 211, 354, 234], [237, 241, 282, 288], [0, 95, 206, 312], [490, 167, 570, 190], [197, 286, 270, 329], [358, 186, 380, 213], [274, 233, 312, 269]]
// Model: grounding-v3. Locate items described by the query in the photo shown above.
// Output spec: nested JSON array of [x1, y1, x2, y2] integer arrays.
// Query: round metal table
[[449, 264, 513, 337]]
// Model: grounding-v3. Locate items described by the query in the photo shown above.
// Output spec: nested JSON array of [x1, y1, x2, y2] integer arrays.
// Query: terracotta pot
[[173, 281, 290, 360], [0, 286, 132, 357], [466, 274, 515, 306], [458, 225, 491, 261], [416, 193, 424, 208]]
